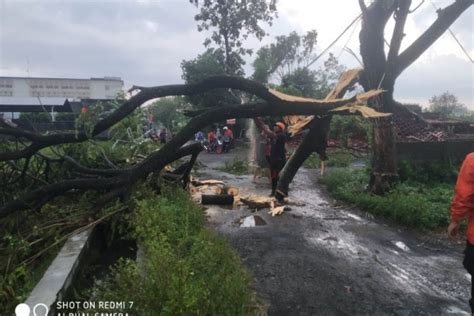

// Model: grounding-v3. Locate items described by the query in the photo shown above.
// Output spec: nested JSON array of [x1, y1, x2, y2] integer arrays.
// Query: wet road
[[198, 148, 471, 315]]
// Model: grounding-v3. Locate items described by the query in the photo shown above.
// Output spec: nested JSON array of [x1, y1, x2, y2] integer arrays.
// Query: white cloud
[[0, 0, 472, 108]]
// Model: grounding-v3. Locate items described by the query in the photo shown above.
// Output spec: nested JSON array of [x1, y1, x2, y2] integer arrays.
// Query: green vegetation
[[148, 96, 190, 132], [0, 195, 123, 313], [427, 91, 471, 119], [0, 94, 158, 314], [91, 188, 260, 315], [218, 159, 250, 175], [304, 150, 358, 169], [319, 164, 456, 230]]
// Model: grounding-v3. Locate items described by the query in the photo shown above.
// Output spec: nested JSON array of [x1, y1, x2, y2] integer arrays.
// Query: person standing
[[195, 130, 204, 142], [448, 152, 474, 314], [254, 118, 287, 196], [226, 126, 234, 148], [207, 130, 216, 152], [222, 126, 232, 153]]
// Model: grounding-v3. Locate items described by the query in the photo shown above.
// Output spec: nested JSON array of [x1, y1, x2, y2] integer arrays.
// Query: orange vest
[[451, 153, 474, 244]]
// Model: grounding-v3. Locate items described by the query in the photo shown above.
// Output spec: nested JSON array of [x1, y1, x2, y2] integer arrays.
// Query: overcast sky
[[0, 0, 472, 109]]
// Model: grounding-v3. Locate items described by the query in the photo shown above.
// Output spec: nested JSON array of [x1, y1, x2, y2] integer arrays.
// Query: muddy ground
[[197, 145, 471, 315]]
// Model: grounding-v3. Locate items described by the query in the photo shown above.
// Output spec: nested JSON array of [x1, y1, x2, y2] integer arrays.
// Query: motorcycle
[[215, 138, 223, 154]]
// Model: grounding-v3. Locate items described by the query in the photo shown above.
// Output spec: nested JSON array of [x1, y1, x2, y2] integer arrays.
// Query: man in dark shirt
[[254, 118, 287, 196]]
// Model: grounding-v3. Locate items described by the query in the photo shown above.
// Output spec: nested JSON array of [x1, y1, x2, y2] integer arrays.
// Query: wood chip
[[191, 179, 225, 186], [240, 195, 275, 209]]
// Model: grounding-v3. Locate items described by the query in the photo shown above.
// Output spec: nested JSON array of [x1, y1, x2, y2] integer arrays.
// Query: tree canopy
[[181, 49, 240, 109], [428, 91, 470, 118], [148, 97, 189, 131], [191, 0, 277, 75]]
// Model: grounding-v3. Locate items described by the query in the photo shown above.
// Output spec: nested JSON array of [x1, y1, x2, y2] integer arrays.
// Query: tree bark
[[358, 0, 471, 194], [275, 116, 330, 201], [368, 116, 398, 194]]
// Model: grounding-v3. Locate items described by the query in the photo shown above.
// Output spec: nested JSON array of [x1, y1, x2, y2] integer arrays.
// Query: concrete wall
[[397, 140, 474, 163], [0, 76, 123, 100]]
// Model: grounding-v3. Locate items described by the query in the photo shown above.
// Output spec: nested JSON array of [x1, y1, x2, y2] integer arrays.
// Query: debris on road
[[189, 177, 241, 206], [240, 195, 275, 209], [201, 194, 234, 205], [240, 215, 267, 227]]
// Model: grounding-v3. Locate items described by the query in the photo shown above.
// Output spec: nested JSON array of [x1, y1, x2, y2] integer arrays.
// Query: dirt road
[[198, 147, 471, 315]]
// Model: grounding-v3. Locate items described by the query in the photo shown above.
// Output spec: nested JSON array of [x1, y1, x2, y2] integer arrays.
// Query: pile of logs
[[189, 177, 303, 216]]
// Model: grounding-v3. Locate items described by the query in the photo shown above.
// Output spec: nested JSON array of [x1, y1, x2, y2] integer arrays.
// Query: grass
[[91, 188, 260, 315], [218, 159, 250, 175], [0, 196, 100, 313], [319, 168, 454, 230], [304, 150, 360, 169]]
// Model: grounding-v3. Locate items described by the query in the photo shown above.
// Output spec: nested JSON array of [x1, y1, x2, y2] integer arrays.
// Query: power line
[[338, 18, 360, 59], [429, 0, 473, 63], [306, 14, 362, 68]]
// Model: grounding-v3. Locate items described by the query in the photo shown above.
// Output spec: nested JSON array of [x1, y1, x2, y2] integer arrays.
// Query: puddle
[[346, 213, 363, 221], [240, 215, 267, 227], [393, 241, 410, 252], [444, 305, 470, 315]]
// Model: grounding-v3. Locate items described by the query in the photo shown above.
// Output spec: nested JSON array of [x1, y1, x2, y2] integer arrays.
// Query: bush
[[398, 160, 459, 184], [320, 169, 452, 230], [92, 188, 259, 315]]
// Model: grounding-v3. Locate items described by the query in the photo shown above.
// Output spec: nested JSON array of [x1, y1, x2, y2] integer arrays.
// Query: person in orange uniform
[[448, 152, 474, 314], [254, 118, 287, 196]]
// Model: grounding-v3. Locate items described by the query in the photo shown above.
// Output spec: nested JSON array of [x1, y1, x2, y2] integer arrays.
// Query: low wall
[[397, 139, 474, 163]]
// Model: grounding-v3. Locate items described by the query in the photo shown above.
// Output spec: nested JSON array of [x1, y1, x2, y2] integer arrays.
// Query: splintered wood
[[189, 177, 304, 216], [240, 195, 304, 216], [279, 68, 389, 136], [189, 177, 239, 205], [239, 195, 274, 209]]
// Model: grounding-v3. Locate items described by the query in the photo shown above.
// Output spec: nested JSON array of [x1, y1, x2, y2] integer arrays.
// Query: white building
[[0, 76, 123, 100]]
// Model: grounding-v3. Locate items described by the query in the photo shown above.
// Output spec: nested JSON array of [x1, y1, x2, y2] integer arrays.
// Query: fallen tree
[[274, 0, 472, 197], [276, 68, 363, 200], [0, 76, 385, 218]]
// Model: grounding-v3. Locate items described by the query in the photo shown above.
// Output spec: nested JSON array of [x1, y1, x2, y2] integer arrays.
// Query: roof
[[0, 76, 123, 82], [0, 97, 72, 112]]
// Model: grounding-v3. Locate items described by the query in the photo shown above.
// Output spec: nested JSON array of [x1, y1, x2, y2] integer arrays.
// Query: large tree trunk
[[275, 116, 330, 201], [369, 116, 398, 194], [358, 0, 472, 193]]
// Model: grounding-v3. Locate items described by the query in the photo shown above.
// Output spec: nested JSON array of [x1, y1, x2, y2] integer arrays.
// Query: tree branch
[[0, 76, 278, 161], [0, 142, 205, 217], [0, 127, 40, 141], [359, 0, 368, 16], [62, 155, 125, 177], [396, 0, 473, 77], [0, 82, 383, 216], [387, 0, 412, 65]]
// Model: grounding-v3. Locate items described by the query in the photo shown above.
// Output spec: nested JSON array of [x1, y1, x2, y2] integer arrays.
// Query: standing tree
[[252, 30, 318, 84], [181, 49, 241, 109], [428, 91, 469, 118], [358, 0, 472, 193], [149, 97, 189, 132], [190, 0, 277, 75]]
